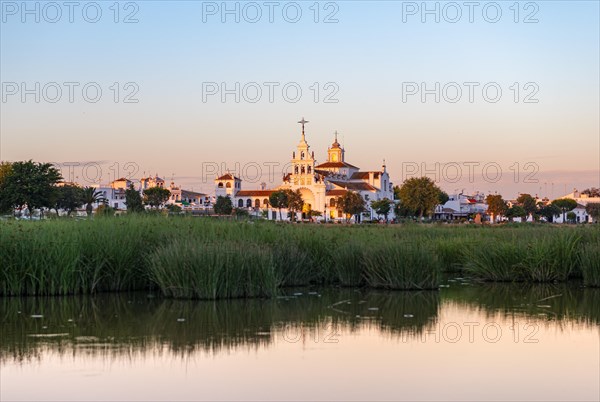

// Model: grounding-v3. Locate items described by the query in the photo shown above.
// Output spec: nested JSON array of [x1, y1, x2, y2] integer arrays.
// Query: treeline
[[0, 160, 175, 217]]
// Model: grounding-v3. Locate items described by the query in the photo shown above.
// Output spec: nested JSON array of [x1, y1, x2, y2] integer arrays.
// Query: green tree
[[585, 202, 600, 222], [54, 184, 84, 216], [125, 184, 144, 213], [269, 190, 288, 221], [438, 190, 449, 205], [214, 195, 233, 215], [82, 187, 107, 217], [233, 208, 249, 219], [143, 187, 171, 209], [538, 203, 561, 222], [0, 160, 62, 217], [284, 189, 303, 222], [398, 177, 442, 220], [551, 198, 577, 223], [393, 185, 401, 200], [566, 211, 577, 223], [486, 194, 507, 222], [371, 198, 392, 222], [506, 205, 526, 222], [516, 193, 537, 218], [95, 204, 116, 217], [338, 191, 366, 223]]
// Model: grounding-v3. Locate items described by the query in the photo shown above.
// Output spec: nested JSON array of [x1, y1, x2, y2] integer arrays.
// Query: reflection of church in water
[[215, 119, 395, 221]]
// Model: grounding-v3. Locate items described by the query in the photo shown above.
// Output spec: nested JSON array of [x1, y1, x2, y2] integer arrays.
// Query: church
[[215, 119, 395, 221]]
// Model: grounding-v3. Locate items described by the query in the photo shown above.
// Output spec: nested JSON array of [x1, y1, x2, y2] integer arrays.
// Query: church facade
[[215, 119, 395, 221]]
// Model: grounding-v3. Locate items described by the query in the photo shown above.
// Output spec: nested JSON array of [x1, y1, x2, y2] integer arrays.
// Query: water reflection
[[0, 289, 440, 363], [442, 282, 600, 326], [2, 283, 598, 363]]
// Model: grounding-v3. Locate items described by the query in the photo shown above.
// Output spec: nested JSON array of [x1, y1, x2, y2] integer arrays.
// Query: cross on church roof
[[298, 117, 309, 133]]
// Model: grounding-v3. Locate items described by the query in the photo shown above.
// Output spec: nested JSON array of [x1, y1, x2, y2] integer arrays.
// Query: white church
[[215, 119, 395, 222]]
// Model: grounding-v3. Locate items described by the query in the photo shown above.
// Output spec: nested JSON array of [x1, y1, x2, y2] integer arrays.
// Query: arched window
[[330, 198, 336, 207], [226, 182, 231, 188], [307, 166, 312, 174], [246, 199, 252, 208], [294, 165, 299, 174], [218, 182, 224, 188], [255, 199, 260, 208], [301, 152, 305, 159], [263, 199, 269, 206], [301, 166, 305, 174], [238, 199, 243, 208]]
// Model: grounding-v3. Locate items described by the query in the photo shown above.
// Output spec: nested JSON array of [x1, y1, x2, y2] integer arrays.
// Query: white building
[[552, 189, 599, 223], [215, 119, 395, 222], [434, 192, 487, 221]]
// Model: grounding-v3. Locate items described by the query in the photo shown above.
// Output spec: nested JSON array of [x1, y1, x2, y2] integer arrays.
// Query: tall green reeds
[[148, 240, 277, 299], [363, 242, 441, 290], [1, 216, 598, 297]]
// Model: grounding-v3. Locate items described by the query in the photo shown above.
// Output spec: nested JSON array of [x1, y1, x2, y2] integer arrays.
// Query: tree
[[338, 191, 366, 223], [371, 198, 392, 222], [566, 211, 576, 223], [82, 187, 107, 217], [393, 185, 401, 200], [284, 189, 303, 222], [233, 208, 249, 219], [486, 194, 507, 222], [582, 188, 600, 197], [125, 184, 144, 213], [398, 177, 442, 219], [438, 190, 449, 205], [585, 202, 600, 222], [0, 160, 62, 217], [551, 198, 577, 223], [538, 203, 561, 222], [516, 193, 537, 218], [505, 205, 526, 222], [143, 187, 171, 209], [269, 190, 288, 221], [95, 204, 116, 217], [213, 196, 233, 215], [54, 184, 84, 216]]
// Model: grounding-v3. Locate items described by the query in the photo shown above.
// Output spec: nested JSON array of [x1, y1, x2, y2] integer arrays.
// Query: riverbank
[[1, 216, 598, 298]]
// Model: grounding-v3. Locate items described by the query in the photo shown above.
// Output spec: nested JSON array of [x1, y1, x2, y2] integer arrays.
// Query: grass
[[0, 216, 599, 298]]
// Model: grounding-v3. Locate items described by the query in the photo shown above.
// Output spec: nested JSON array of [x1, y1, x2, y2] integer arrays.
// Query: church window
[[226, 182, 231, 188], [365, 194, 369, 201], [301, 152, 305, 159], [307, 166, 312, 174], [263, 199, 269, 206], [301, 166, 305, 174], [330, 198, 336, 207], [238, 199, 243, 208], [218, 183, 223, 188], [300, 179, 305, 185], [255, 199, 260, 208], [246, 199, 252, 208], [294, 165, 299, 174]]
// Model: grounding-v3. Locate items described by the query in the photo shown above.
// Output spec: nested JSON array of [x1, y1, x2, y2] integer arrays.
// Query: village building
[[214, 119, 395, 221]]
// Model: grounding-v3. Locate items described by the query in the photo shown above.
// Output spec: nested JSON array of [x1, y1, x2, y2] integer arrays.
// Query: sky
[[1, 0, 599, 198]]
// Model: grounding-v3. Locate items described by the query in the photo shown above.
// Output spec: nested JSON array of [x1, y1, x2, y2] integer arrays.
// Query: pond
[[1, 281, 599, 401]]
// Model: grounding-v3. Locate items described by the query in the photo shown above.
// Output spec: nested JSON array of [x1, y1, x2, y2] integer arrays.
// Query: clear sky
[[1, 0, 599, 197]]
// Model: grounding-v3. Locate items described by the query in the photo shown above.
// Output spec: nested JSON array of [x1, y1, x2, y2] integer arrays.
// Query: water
[[1, 282, 599, 401]]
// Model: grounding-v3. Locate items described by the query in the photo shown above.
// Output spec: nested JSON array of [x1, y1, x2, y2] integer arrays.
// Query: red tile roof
[[328, 180, 377, 191], [217, 173, 240, 181], [315, 161, 359, 169], [350, 171, 380, 180], [326, 189, 348, 196]]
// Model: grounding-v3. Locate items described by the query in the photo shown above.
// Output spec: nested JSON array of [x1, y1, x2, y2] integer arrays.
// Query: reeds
[[1, 216, 598, 298], [580, 243, 600, 287], [363, 242, 441, 290]]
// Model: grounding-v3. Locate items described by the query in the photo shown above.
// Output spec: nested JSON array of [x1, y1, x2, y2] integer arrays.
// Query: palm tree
[[82, 187, 106, 217]]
